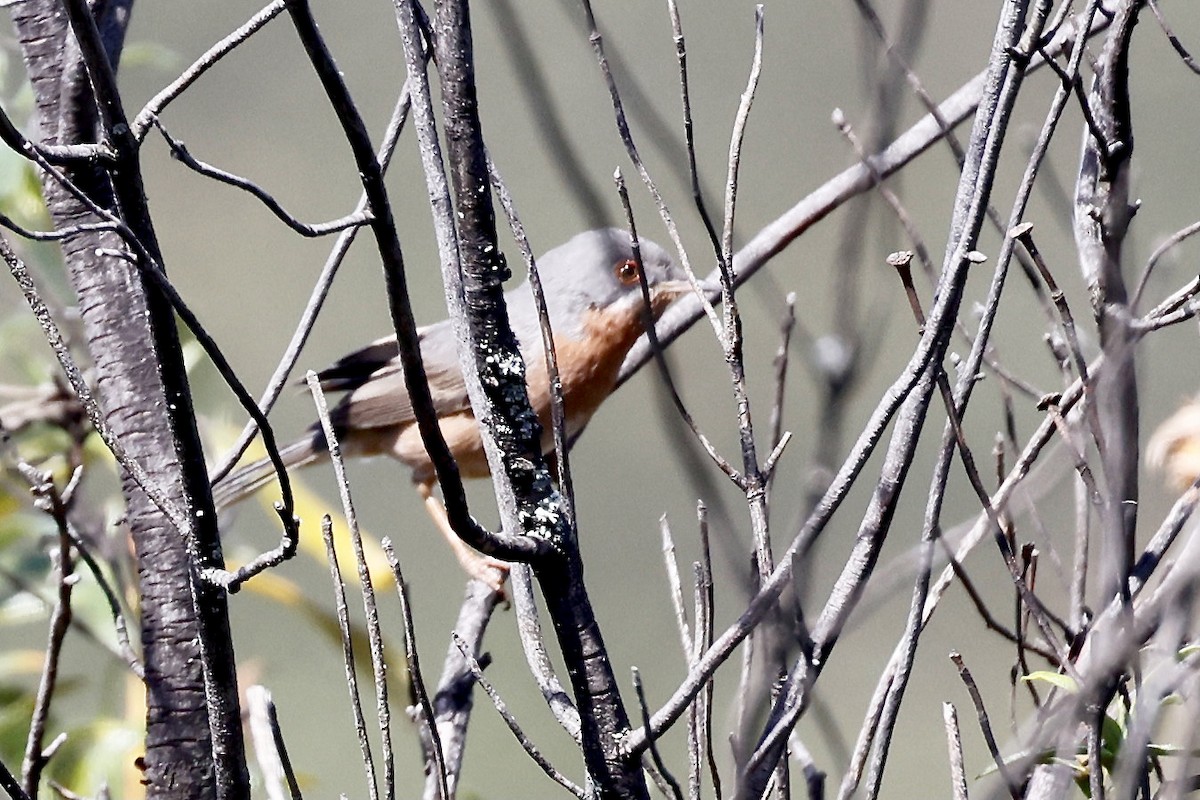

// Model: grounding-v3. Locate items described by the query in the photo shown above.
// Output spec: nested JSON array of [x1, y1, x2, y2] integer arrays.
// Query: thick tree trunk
[[9, 3, 247, 798]]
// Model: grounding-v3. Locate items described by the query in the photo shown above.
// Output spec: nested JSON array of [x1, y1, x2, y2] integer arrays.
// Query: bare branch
[[246, 686, 303, 800], [20, 467, 75, 800], [151, 118, 374, 238], [950, 653, 1019, 799], [305, 374, 396, 800], [320, 516, 379, 800], [450, 635, 585, 798], [380, 540, 448, 800], [131, 1, 288, 140], [942, 704, 968, 800], [620, 5, 1115, 381]]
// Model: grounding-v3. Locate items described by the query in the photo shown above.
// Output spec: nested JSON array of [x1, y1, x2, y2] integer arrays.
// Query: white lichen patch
[[519, 494, 567, 537]]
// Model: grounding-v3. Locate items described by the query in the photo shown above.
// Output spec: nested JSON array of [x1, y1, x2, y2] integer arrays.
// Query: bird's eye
[[615, 258, 641, 285]]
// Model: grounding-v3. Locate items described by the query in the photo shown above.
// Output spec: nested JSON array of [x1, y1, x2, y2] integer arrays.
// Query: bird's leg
[[415, 479, 509, 593]]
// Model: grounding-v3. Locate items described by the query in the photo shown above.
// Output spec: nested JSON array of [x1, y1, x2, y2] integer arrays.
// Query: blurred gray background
[[6, 0, 1200, 796]]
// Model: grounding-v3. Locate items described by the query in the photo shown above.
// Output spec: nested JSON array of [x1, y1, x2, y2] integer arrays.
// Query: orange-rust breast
[[526, 300, 656, 446], [382, 296, 664, 483]]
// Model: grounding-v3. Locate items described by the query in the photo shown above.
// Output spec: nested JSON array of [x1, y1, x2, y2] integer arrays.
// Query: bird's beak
[[655, 278, 721, 297], [654, 279, 694, 297]]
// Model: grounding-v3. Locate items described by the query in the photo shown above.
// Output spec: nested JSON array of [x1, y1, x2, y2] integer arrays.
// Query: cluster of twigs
[[2, 0, 1200, 798]]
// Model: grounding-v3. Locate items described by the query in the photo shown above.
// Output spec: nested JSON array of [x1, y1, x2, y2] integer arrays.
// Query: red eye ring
[[615, 258, 641, 285]]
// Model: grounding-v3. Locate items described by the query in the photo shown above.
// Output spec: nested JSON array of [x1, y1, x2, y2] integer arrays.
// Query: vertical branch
[[245, 686, 303, 800], [1073, 0, 1143, 604], [20, 470, 75, 800], [287, 0, 534, 561], [426, 1, 647, 796], [9, 1, 248, 797], [849, 2, 1062, 795], [306, 375, 395, 800], [320, 516, 379, 800], [720, 6, 770, 574], [422, 580, 499, 800], [942, 703, 968, 800]]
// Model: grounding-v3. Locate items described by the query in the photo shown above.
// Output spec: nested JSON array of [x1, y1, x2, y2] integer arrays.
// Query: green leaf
[[1021, 671, 1078, 692], [1099, 713, 1124, 768]]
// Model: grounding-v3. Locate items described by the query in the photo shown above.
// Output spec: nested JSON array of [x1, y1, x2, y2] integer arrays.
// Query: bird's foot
[[456, 548, 511, 596]]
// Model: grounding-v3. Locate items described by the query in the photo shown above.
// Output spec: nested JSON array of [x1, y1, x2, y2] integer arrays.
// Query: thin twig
[[766, 293, 796, 496], [633, 668, 683, 800], [942, 703, 968, 800], [768, 683, 790, 800], [306, 374, 395, 800], [0, 103, 114, 166], [613, 170, 740, 485], [510, 566, 581, 740], [834, 110, 935, 277], [696, 503, 721, 800], [1012, 223, 1100, 435], [0, 214, 119, 242], [246, 685, 303, 800], [1132, 217, 1200, 310], [1, 235, 188, 531], [0, 434, 143, 677], [940, 543, 1060, 662], [131, 0, 288, 139], [152, 117, 374, 238], [686, 570, 703, 800], [321, 516, 379, 800], [20, 468, 75, 800], [661, 516, 692, 658], [718, 6, 776, 600], [451, 634, 585, 798], [950, 652, 1019, 799], [381, 539, 448, 800], [577, 0, 722, 339], [1146, 0, 1200, 75], [60, 521, 142, 677], [665, 0, 722, 253]]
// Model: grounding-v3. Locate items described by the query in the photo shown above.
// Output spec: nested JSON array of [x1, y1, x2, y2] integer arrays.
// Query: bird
[[1148, 398, 1200, 491], [211, 228, 694, 586]]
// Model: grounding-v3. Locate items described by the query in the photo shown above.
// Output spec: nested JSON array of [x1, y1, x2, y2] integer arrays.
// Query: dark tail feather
[[211, 431, 328, 510]]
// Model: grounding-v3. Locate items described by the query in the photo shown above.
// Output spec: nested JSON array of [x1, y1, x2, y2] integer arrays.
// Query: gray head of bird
[[508, 227, 697, 342]]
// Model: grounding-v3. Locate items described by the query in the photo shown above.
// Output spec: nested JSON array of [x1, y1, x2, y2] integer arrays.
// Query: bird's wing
[[319, 321, 472, 430], [314, 334, 402, 391]]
